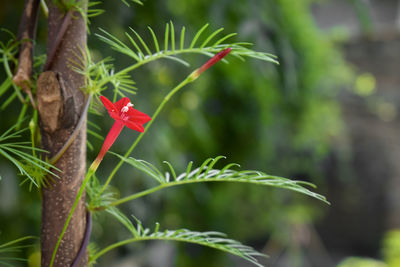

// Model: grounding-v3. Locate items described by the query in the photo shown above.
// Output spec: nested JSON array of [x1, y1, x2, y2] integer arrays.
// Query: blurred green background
[[1, 0, 400, 266]]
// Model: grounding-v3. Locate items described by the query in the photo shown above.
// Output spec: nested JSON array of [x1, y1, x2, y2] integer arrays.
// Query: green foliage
[[0, 236, 36, 266], [96, 22, 277, 70], [54, 0, 142, 34], [0, 124, 59, 189], [106, 208, 140, 237], [0, 29, 25, 106], [87, 120, 104, 151], [83, 0, 144, 28], [0, 29, 45, 116], [70, 46, 137, 98], [86, 175, 115, 211], [86, 2, 105, 22], [109, 155, 328, 206], [121, 0, 143, 6], [90, 218, 266, 267]]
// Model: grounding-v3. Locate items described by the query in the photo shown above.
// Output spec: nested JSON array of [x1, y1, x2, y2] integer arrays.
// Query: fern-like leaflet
[[96, 22, 278, 71], [0, 124, 59, 189], [0, 236, 36, 266], [71, 22, 278, 106], [90, 218, 266, 267], [108, 155, 329, 206]]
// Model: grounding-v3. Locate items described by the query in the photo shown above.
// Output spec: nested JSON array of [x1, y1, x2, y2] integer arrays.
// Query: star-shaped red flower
[[93, 96, 151, 166], [100, 96, 151, 132]]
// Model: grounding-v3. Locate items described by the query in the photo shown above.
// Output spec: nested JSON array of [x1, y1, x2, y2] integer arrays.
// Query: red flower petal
[[100, 95, 151, 132], [126, 108, 152, 124], [124, 120, 145, 132], [95, 120, 125, 163], [113, 97, 131, 112], [100, 96, 115, 111], [100, 96, 120, 120]]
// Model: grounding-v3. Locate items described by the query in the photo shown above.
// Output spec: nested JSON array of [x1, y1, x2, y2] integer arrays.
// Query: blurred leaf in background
[[337, 257, 386, 267], [383, 229, 400, 267]]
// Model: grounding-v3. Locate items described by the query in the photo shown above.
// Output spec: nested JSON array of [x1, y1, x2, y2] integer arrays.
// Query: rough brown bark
[[38, 1, 88, 266], [13, 0, 40, 107]]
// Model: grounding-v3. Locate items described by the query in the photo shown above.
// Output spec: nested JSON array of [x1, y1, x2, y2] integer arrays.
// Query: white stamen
[[121, 102, 133, 113]]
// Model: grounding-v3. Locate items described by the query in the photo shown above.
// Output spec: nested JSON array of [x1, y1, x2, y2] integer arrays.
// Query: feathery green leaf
[[190, 23, 209, 49], [200, 27, 224, 48], [180, 26, 186, 50], [95, 22, 279, 72], [0, 236, 36, 266], [0, 125, 58, 189], [91, 220, 266, 267], [170, 21, 175, 52], [111, 155, 329, 206], [147, 26, 160, 53], [87, 175, 117, 211], [121, 0, 143, 6], [106, 207, 139, 237], [164, 22, 169, 52]]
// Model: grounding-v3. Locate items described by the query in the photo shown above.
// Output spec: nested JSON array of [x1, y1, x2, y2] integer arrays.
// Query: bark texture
[[38, 2, 88, 266]]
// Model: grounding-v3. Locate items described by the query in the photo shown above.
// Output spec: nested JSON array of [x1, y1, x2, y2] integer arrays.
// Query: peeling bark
[[38, 1, 88, 266]]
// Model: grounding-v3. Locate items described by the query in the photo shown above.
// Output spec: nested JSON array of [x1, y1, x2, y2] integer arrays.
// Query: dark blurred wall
[[312, 0, 400, 260]]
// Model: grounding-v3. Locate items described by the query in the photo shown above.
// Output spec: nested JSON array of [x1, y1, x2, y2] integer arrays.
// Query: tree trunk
[[38, 1, 88, 266]]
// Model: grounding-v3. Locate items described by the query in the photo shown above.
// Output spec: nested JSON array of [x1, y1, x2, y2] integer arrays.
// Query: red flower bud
[[189, 48, 232, 80]]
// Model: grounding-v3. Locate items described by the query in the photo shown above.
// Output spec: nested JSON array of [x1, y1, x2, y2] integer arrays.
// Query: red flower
[[100, 96, 151, 132], [93, 96, 152, 167]]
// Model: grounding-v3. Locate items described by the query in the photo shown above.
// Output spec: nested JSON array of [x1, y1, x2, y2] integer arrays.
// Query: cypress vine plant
[[0, 0, 329, 266]]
